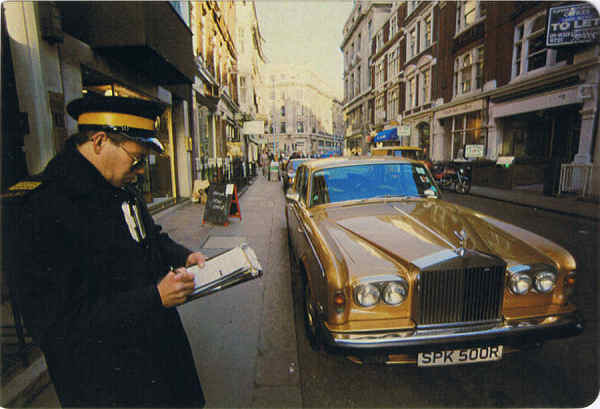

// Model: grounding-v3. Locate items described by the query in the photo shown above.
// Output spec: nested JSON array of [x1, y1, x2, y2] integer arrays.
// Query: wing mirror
[[286, 190, 300, 202]]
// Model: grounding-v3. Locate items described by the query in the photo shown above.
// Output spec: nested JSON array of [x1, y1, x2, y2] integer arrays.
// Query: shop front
[[433, 99, 488, 162], [489, 84, 585, 193]]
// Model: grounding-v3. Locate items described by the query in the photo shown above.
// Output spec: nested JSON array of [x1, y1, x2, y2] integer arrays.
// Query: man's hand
[[186, 251, 206, 268], [157, 268, 196, 308]]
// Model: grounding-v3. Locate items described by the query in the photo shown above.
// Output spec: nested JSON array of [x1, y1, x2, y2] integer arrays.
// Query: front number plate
[[417, 345, 503, 367]]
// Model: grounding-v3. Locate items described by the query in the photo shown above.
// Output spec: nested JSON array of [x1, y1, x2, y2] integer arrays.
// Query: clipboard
[[186, 243, 263, 301]]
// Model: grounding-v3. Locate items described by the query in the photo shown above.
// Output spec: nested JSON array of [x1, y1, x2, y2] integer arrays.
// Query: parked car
[[285, 157, 582, 365], [283, 158, 309, 192], [371, 146, 432, 169]]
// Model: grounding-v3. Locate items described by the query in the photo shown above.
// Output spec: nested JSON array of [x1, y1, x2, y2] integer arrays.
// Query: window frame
[[453, 46, 484, 98], [455, 1, 486, 35], [511, 11, 563, 79]]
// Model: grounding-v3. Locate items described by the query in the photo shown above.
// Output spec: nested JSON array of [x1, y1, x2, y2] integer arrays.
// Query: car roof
[[371, 146, 423, 151], [300, 156, 420, 172]]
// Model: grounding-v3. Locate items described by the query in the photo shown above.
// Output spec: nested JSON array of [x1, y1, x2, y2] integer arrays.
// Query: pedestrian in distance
[[15, 96, 207, 408]]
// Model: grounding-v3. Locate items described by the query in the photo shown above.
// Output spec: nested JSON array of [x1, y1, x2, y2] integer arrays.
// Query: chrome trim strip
[[412, 249, 459, 270], [391, 205, 458, 253], [329, 314, 582, 348]]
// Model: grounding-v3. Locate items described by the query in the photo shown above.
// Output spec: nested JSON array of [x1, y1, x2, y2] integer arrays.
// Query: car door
[[295, 169, 329, 317], [286, 166, 306, 261]]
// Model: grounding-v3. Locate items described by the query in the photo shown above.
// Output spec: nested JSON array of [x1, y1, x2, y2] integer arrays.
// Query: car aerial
[[285, 156, 582, 366], [282, 158, 310, 192]]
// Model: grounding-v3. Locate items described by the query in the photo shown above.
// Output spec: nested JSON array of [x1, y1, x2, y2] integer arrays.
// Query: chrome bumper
[[328, 313, 583, 349]]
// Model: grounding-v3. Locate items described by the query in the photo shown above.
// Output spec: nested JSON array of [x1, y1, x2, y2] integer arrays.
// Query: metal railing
[[196, 157, 258, 190], [558, 163, 596, 199]]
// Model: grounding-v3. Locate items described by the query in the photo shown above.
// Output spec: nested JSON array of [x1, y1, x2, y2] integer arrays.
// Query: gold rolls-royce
[[285, 157, 582, 366]]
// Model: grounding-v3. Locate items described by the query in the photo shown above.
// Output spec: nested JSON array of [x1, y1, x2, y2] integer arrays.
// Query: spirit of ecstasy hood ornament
[[454, 229, 467, 257]]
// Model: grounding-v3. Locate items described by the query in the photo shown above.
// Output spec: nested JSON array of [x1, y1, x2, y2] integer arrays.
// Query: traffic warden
[[16, 96, 206, 407]]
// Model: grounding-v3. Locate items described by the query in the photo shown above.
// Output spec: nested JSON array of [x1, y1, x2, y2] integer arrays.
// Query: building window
[[456, 1, 485, 34], [453, 47, 484, 97], [376, 62, 384, 88], [368, 20, 372, 43], [280, 122, 286, 133], [357, 33, 361, 51], [281, 105, 286, 116], [512, 12, 565, 79], [461, 54, 472, 93], [423, 14, 432, 49], [376, 95, 385, 122], [420, 69, 430, 105], [357, 66, 361, 94], [390, 15, 397, 38], [408, 0, 420, 15], [376, 32, 383, 52], [409, 28, 417, 59], [407, 76, 417, 109], [388, 88, 398, 120], [297, 121, 304, 133], [475, 46, 484, 89]]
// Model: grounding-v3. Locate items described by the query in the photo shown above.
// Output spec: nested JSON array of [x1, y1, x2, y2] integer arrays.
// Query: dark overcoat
[[16, 141, 205, 407]]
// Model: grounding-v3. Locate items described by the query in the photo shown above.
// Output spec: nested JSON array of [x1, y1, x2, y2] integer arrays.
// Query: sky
[[254, 1, 355, 99]]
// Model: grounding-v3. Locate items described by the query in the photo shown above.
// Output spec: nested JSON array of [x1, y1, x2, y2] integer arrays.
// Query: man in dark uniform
[[15, 96, 206, 407]]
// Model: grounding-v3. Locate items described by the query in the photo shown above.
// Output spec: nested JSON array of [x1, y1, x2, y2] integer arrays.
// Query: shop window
[[451, 111, 486, 159]]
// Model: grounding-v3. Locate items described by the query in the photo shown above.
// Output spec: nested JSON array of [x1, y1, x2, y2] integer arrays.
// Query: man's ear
[[90, 131, 108, 154]]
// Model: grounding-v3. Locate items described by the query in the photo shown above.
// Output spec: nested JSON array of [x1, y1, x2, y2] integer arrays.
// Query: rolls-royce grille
[[417, 265, 505, 326]]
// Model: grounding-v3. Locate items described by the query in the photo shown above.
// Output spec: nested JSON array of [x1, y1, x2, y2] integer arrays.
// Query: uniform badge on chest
[[121, 201, 146, 242]]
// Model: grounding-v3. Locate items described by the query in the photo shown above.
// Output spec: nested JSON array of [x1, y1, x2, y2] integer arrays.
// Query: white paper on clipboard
[[186, 244, 262, 299]]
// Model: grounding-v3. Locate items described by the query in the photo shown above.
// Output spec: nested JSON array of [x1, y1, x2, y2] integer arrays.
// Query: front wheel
[[303, 276, 323, 351], [455, 177, 471, 194]]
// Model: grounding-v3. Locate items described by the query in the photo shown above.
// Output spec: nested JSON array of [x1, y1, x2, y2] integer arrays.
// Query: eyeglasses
[[119, 144, 147, 171]]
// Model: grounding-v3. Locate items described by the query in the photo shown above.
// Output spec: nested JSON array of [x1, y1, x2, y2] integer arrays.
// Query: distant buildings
[[260, 64, 343, 156], [341, 1, 599, 196]]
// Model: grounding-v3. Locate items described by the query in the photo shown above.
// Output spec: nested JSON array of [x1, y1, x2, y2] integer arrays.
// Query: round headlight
[[534, 271, 556, 293], [355, 284, 380, 307], [510, 272, 532, 295], [382, 281, 408, 305]]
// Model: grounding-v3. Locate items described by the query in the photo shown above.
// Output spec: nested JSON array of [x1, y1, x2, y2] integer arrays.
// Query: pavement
[[2, 177, 599, 408]]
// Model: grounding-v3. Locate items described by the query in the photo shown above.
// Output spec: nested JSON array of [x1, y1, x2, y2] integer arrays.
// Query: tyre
[[455, 177, 471, 194], [303, 275, 323, 351]]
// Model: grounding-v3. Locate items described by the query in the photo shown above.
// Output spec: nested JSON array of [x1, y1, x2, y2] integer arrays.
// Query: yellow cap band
[[78, 112, 155, 131]]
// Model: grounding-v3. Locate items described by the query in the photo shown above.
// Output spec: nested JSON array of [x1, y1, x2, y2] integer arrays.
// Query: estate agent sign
[[546, 3, 599, 47]]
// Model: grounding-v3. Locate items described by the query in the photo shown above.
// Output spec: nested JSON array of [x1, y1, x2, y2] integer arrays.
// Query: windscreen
[[310, 163, 438, 206]]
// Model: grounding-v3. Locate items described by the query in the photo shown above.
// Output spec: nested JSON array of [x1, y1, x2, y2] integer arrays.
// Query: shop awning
[[373, 128, 398, 143]]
